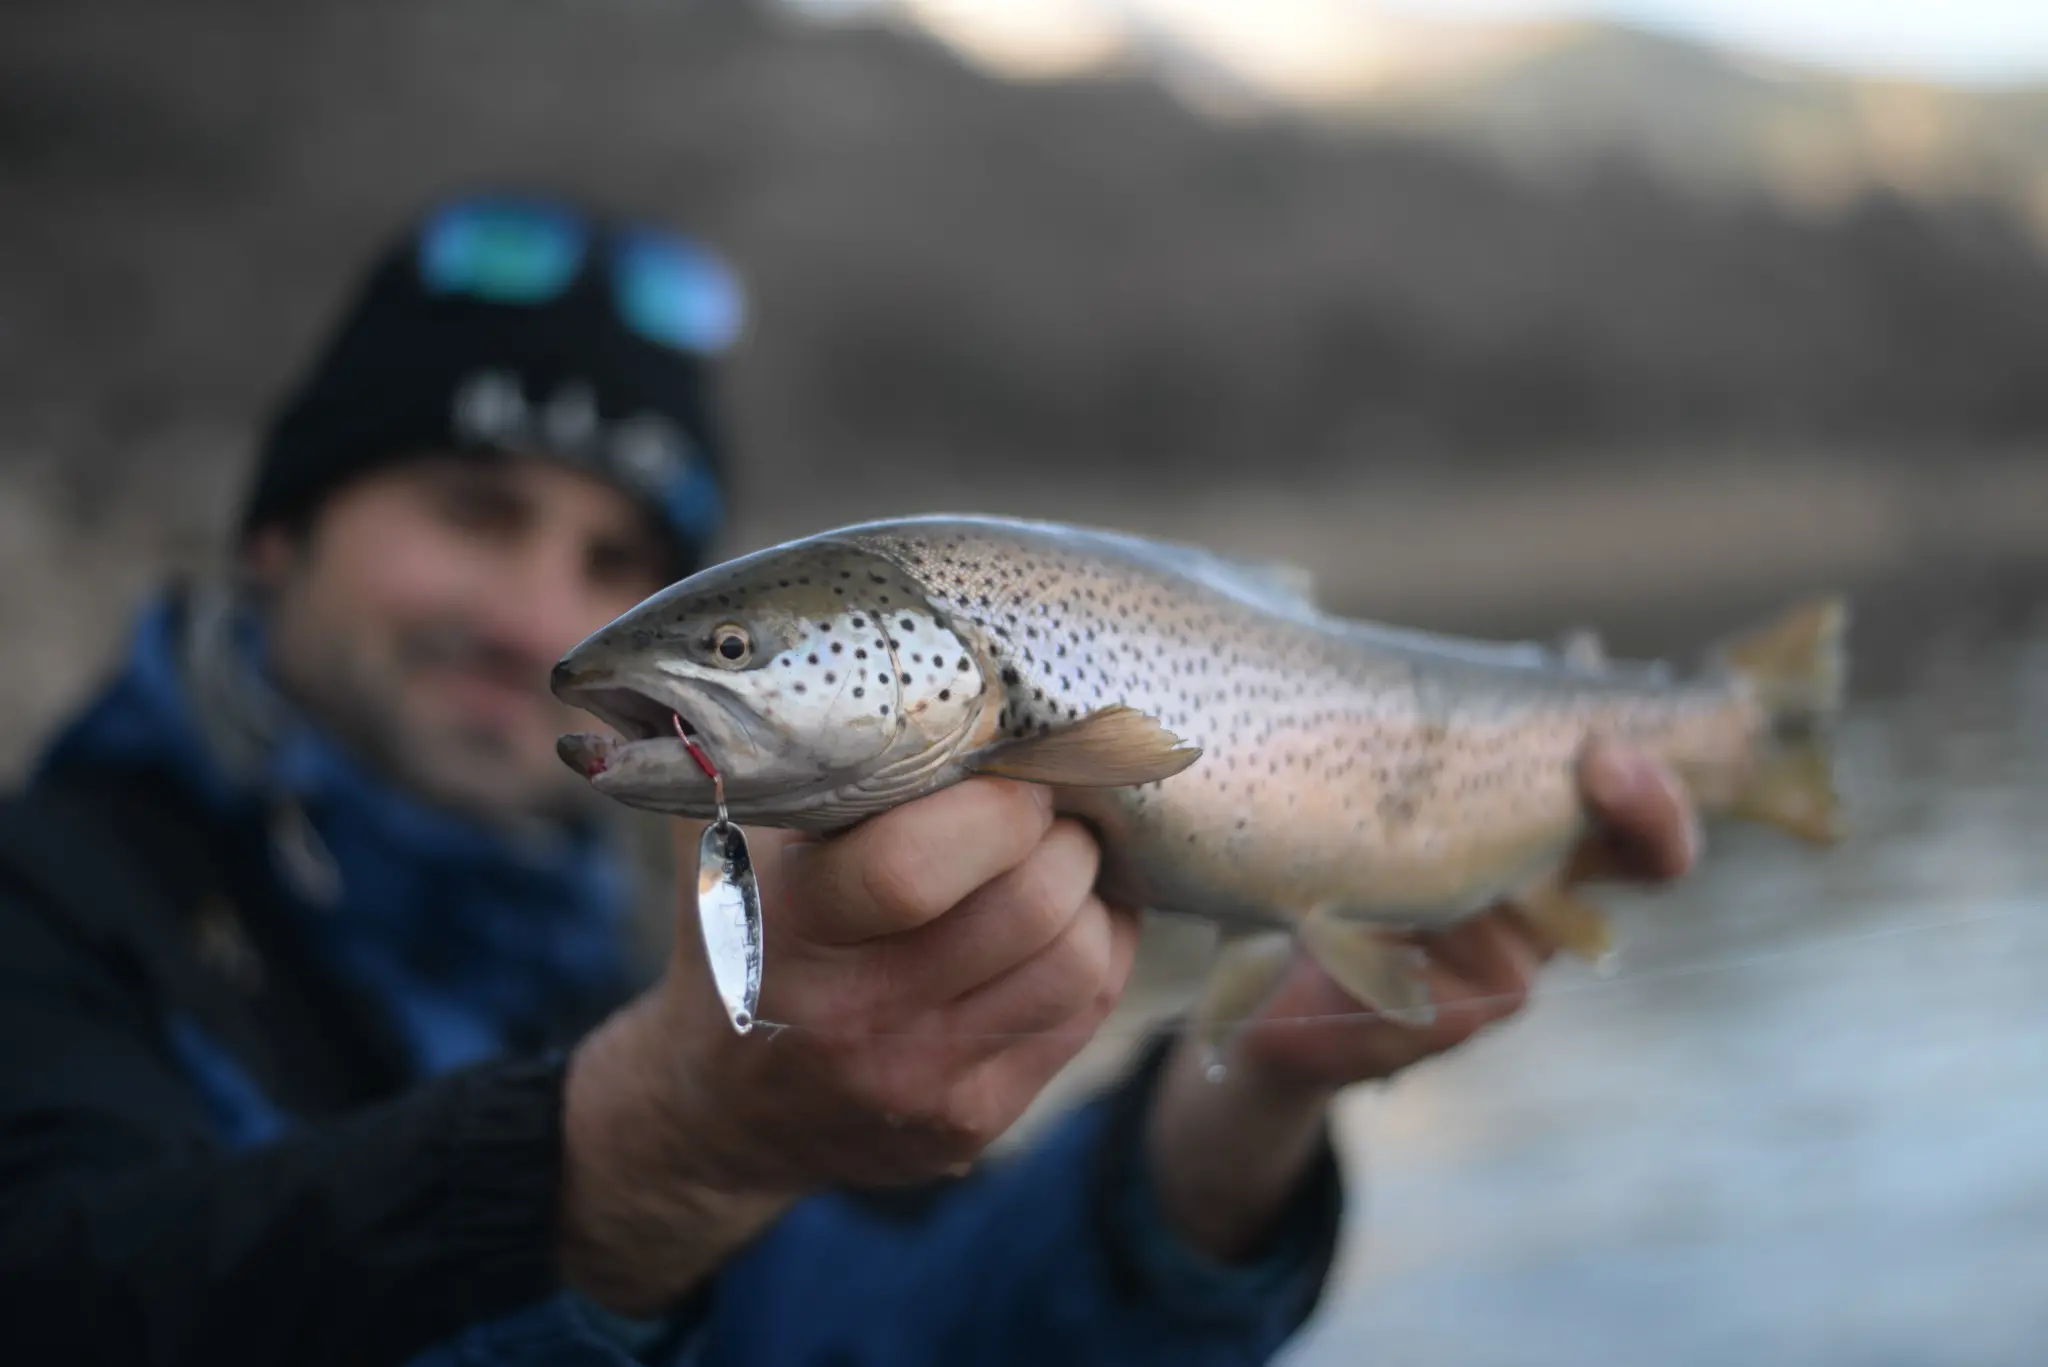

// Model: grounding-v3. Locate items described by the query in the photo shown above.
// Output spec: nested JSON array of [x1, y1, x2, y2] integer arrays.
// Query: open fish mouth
[[555, 682, 710, 782]]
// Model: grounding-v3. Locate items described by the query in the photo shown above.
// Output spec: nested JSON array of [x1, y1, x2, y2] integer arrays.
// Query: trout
[[550, 514, 1847, 1044]]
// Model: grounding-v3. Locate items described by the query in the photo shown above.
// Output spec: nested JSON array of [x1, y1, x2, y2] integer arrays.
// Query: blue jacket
[[0, 586, 1343, 1365]]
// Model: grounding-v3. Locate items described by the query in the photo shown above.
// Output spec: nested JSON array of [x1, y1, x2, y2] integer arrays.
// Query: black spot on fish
[[939, 689, 951, 702]]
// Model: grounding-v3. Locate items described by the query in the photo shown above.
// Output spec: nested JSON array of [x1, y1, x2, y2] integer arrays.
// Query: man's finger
[[945, 895, 1122, 1053], [1418, 911, 1550, 999], [775, 779, 1055, 944], [887, 819, 1102, 1003], [971, 905, 1139, 1083], [1572, 740, 1699, 885]]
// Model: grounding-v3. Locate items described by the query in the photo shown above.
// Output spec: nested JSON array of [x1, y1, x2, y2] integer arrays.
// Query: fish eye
[[711, 624, 751, 665]]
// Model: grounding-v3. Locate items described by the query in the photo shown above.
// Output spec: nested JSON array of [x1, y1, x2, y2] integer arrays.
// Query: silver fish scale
[[843, 519, 1752, 928]]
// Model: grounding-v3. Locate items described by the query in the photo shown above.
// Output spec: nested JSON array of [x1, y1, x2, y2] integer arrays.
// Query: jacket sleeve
[[693, 1029, 1347, 1367], [0, 873, 1342, 1367], [0, 884, 582, 1367]]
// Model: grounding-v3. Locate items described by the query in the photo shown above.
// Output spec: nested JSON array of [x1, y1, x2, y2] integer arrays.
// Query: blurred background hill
[[3, 0, 2047, 783], [7, 0, 2048, 769]]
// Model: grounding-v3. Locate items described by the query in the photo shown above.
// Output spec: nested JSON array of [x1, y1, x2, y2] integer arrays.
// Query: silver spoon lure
[[676, 716, 764, 1034]]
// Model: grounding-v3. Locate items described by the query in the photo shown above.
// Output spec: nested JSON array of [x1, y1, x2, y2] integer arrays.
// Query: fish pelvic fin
[[1714, 595, 1850, 847], [1190, 931, 1296, 1067], [965, 705, 1203, 787]]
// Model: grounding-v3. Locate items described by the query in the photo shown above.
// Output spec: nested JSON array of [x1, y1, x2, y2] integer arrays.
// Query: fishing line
[[726, 897, 2041, 1046]]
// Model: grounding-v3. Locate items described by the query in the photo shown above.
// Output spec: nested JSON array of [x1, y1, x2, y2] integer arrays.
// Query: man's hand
[[1144, 740, 1702, 1263], [558, 778, 1139, 1316]]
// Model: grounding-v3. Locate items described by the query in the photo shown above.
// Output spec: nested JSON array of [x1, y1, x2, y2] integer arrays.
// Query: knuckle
[[988, 777, 1056, 831], [1492, 980, 1533, 1018], [860, 1053, 944, 1126], [1009, 857, 1085, 950], [940, 1079, 1006, 1154], [858, 842, 950, 927], [1034, 919, 1099, 1000], [1071, 908, 1116, 987]]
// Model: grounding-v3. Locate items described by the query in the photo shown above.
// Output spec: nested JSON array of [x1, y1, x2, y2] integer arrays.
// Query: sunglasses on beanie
[[415, 194, 745, 355]]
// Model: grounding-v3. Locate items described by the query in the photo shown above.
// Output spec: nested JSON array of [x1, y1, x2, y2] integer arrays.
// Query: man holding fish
[[0, 193, 1708, 1365]]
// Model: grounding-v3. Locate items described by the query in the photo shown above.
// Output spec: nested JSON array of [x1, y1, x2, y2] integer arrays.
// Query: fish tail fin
[[1712, 596, 1850, 847]]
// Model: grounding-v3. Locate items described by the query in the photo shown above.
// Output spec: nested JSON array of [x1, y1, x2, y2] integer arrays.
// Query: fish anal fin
[[1299, 907, 1435, 1029], [1734, 743, 1842, 847], [966, 706, 1202, 787], [1516, 883, 1618, 975]]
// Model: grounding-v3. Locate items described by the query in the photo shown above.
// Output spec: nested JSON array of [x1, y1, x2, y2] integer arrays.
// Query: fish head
[[550, 538, 992, 824]]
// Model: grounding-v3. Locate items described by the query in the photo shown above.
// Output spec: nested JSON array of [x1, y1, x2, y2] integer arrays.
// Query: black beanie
[[239, 192, 732, 574]]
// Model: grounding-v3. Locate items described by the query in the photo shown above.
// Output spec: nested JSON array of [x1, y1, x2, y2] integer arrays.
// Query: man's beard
[[299, 623, 593, 832]]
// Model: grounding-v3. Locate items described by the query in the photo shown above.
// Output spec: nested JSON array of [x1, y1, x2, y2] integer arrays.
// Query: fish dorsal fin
[[966, 706, 1203, 787], [1237, 557, 1318, 605], [1556, 627, 1606, 671], [1115, 539, 1321, 616]]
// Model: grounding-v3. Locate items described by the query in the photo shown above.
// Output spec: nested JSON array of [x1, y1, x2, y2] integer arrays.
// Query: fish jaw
[[549, 658, 853, 818]]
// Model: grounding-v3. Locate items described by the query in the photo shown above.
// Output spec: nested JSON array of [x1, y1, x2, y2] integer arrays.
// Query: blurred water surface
[[1275, 590, 2048, 1366]]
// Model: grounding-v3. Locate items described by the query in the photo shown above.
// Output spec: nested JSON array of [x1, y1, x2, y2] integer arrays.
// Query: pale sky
[[1407, 0, 2048, 84], [790, 0, 2048, 85]]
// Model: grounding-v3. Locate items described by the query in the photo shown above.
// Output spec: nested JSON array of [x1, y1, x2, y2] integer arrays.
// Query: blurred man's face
[[248, 454, 677, 827]]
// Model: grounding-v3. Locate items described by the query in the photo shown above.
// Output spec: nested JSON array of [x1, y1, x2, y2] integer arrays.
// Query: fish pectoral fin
[[1190, 931, 1297, 1060], [1515, 883, 1618, 975], [965, 705, 1202, 787], [1298, 908, 1436, 1029]]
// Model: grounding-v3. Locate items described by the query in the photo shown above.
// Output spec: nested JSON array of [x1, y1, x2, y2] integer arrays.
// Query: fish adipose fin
[[1556, 627, 1606, 670], [966, 706, 1203, 787], [1713, 596, 1850, 847], [1299, 908, 1436, 1029]]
